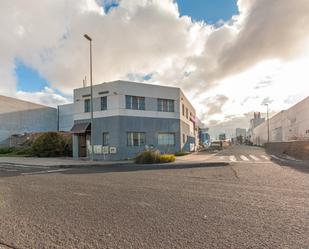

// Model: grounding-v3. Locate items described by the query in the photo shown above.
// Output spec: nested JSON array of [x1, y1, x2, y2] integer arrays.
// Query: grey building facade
[[71, 81, 197, 160]]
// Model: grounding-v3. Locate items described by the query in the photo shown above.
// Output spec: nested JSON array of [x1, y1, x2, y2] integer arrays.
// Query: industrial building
[[251, 97, 309, 145], [71, 80, 198, 160], [0, 95, 58, 146]]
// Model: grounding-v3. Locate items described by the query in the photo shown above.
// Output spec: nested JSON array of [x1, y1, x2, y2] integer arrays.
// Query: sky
[[1, 0, 309, 137]]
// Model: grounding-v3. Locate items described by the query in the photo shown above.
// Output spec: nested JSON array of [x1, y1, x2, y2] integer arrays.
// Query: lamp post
[[264, 103, 270, 143], [84, 34, 94, 161]]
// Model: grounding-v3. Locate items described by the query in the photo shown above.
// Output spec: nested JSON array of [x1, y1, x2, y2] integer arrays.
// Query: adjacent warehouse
[[71, 80, 198, 160], [251, 96, 309, 146], [0, 95, 58, 146]]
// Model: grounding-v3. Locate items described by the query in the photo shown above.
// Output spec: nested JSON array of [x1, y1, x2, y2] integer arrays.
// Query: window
[[125, 95, 145, 110], [102, 132, 109, 146], [127, 132, 146, 146], [158, 133, 175, 146], [84, 99, 90, 113], [157, 99, 174, 112], [183, 133, 186, 143], [182, 104, 185, 116], [186, 108, 188, 119], [101, 96, 107, 111]]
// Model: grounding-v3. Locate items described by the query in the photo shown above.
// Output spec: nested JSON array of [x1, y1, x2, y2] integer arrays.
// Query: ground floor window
[[127, 132, 146, 146], [102, 132, 109, 146], [158, 133, 175, 146]]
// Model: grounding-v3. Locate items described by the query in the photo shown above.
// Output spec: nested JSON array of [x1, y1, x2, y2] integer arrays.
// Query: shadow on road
[[60, 162, 230, 175]]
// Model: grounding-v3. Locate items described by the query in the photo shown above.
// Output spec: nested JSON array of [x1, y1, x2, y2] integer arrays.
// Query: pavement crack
[[0, 240, 21, 249], [230, 166, 240, 180]]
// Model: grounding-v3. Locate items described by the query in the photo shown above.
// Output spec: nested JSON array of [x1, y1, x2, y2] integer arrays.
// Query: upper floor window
[[186, 108, 188, 119], [158, 99, 174, 112], [101, 96, 107, 111], [125, 95, 145, 110], [127, 132, 146, 146], [182, 104, 185, 116], [84, 99, 90, 113]]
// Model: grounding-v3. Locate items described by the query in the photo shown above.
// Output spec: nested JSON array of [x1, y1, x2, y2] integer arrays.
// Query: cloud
[[16, 87, 70, 107], [0, 0, 309, 126], [204, 95, 229, 116]]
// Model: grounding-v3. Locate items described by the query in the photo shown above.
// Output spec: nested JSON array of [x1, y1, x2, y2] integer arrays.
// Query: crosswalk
[[0, 163, 69, 176], [218, 154, 271, 163]]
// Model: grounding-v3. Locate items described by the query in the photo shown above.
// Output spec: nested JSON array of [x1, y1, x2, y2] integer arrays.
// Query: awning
[[70, 122, 91, 134]]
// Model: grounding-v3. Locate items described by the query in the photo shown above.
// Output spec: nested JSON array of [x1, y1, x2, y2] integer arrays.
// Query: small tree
[[32, 132, 67, 157]]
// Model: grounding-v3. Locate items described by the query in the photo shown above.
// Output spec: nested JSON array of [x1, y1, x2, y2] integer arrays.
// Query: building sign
[[110, 147, 117, 154], [102, 146, 109, 154]]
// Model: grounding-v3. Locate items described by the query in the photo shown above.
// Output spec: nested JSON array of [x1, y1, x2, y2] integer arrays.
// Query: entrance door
[[79, 135, 87, 157]]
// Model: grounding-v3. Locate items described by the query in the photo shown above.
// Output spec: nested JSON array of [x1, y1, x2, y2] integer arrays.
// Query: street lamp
[[264, 103, 270, 143], [84, 34, 94, 161]]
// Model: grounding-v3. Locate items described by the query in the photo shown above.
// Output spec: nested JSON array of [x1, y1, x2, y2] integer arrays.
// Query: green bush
[[159, 154, 176, 163], [135, 150, 161, 164], [135, 150, 175, 164], [32, 132, 72, 157], [174, 151, 190, 157], [0, 147, 13, 154]]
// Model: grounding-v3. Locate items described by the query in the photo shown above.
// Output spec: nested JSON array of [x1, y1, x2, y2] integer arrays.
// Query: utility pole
[[265, 104, 270, 143], [84, 34, 94, 161]]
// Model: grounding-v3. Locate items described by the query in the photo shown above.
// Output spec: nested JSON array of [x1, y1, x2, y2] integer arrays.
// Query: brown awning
[[70, 122, 91, 134]]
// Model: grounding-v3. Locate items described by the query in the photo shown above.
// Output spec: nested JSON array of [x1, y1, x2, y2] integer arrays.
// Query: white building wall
[[252, 97, 309, 145], [74, 80, 181, 121]]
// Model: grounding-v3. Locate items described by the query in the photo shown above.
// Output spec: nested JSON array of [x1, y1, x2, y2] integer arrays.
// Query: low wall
[[265, 141, 309, 160]]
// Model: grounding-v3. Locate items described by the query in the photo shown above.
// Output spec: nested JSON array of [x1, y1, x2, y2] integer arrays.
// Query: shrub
[[32, 132, 71, 157], [135, 150, 175, 164], [0, 147, 13, 154], [159, 154, 176, 163], [174, 151, 190, 157], [135, 150, 161, 164]]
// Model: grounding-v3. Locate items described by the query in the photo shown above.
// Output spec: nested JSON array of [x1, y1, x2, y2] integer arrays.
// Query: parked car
[[209, 140, 223, 150]]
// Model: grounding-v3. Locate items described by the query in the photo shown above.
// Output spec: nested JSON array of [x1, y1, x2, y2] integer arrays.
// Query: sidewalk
[[0, 157, 133, 168]]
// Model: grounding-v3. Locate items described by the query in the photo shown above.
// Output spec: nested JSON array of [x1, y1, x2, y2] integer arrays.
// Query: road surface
[[0, 145, 308, 249]]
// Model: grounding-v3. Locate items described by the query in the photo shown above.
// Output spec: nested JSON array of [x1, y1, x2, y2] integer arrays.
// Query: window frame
[[125, 95, 145, 110], [158, 132, 175, 146], [157, 98, 175, 112], [127, 132, 146, 147], [101, 96, 107, 111], [84, 99, 90, 113], [102, 132, 109, 146]]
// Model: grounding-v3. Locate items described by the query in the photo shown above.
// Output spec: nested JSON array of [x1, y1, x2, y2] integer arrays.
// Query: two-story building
[[70, 80, 197, 160]]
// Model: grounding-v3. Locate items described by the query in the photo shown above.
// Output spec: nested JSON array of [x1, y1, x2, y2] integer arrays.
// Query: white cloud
[[16, 87, 70, 107], [0, 0, 309, 131]]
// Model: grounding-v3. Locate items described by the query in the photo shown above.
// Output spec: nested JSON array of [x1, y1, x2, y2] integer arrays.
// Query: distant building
[[71, 80, 198, 160], [251, 97, 309, 145]]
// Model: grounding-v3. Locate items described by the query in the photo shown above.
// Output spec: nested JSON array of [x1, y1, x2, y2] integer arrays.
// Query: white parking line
[[240, 155, 249, 161], [249, 155, 260, 161], [229, 155, 237, 162]]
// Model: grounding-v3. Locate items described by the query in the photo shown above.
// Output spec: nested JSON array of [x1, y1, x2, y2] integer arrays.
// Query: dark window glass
[[158, 99, 174, 112], [84, 99, 90, 113], [125, 95, 145, 110], [127, 132, 146, 146], [101, 96, 107, 111], [102, 132, 109, 146]]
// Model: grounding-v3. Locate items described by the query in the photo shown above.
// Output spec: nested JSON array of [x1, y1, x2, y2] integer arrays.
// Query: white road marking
[[260, 155, 269, 160], [271, 155, 286, 161], [249, 155, 260, 161], [240, 155, 249, 161], [229, 155, 237, 162], [21, 168, 70, 175]]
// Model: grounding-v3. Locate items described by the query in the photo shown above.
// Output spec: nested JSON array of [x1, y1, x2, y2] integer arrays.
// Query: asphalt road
[[0, 145, 308, 249]]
